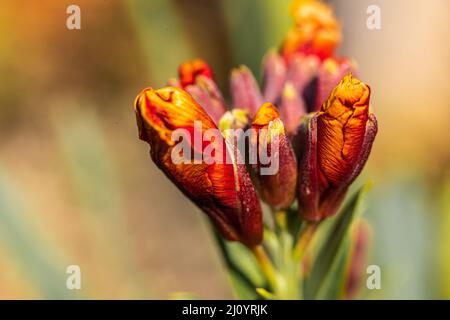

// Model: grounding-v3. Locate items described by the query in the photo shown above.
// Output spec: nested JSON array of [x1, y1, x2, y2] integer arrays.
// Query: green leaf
[[0, 167, 76, 299], [316, 234, 352, 299], [212, 229, 265, 300], [228, 269, 259, 300], [304, 183, 371, 299]]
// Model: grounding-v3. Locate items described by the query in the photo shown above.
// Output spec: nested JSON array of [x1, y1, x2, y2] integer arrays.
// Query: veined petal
[[317, 74, 371, 188], [134, 86, 262, 246], [297, 74, 377, 221], [251, 103, 298, 209]]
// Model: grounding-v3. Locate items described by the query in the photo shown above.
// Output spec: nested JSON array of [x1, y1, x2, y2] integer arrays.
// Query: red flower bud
[[298, 74, 377, 221], [178, 59, 214, 89], [134, 86, 263, 246], [251, 103, 298, 209]]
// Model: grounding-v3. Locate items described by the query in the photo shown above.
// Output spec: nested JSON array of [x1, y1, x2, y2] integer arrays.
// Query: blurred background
[[0, 0, 448, 299]]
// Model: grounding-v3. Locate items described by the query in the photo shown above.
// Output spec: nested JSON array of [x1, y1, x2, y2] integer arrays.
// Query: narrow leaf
[[212, 229, 265, 299], [304, 183, 371, 299]]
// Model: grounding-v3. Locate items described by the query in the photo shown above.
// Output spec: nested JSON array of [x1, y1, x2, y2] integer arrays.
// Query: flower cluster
[[134, 0, 377, 251]]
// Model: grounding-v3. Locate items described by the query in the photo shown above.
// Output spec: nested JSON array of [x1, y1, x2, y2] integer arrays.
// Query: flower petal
[[251, 103, 298, 209], [230, 65, 264, 118], [297, 74, 377, 221], [185, 75, 227, 125], [262, 50, 287, 104], [280, 82, 307, 135], [317, 74, 371, 187], [286, 53, 320, 94], [134, 86, 262, 246], [178, 59, 214, 89], [314, 57, 356, 111]]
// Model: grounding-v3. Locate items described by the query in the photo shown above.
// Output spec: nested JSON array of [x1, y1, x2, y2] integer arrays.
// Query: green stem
[[293, 222, 319, 261], [251, 245, 277, 291]]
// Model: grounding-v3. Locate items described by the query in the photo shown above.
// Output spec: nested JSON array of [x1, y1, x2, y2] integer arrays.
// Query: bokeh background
[[0, 0, 449, 299]]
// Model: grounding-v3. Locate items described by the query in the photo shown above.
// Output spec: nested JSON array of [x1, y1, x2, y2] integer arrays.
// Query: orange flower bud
[[178, 59, 213, 89], [134, 86, 263, 247], [298, 74, 377, 221], [281, 0, 341, 61], [251, 103, 298, 209]]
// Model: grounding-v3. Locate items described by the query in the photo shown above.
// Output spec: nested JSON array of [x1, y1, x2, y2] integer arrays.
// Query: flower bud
[[285, 53, 320, 95], [178, 59, 213, 88], [134, 86, 263, 246], [281, 0, 341, 61], [251, 103, 298, 209], [230, 65, 264, 118], [184, 75, 227, 125], [298, 74, 377, 221], [314, 57, 356, 112], [280, 82, 306, 135], [262, 50, 287, 104]]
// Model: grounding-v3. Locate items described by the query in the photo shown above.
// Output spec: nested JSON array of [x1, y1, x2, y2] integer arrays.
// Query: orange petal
[[134, 86, 262, 246], [317, 74, 370, 188], [252, 102, 281, 129], [178, 59, 213, 89], [281, 0, 341, 61], [251, 103, 298, 209]]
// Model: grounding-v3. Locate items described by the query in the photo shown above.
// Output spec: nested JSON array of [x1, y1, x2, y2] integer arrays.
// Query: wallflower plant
[[134, 0, 377, 300]]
